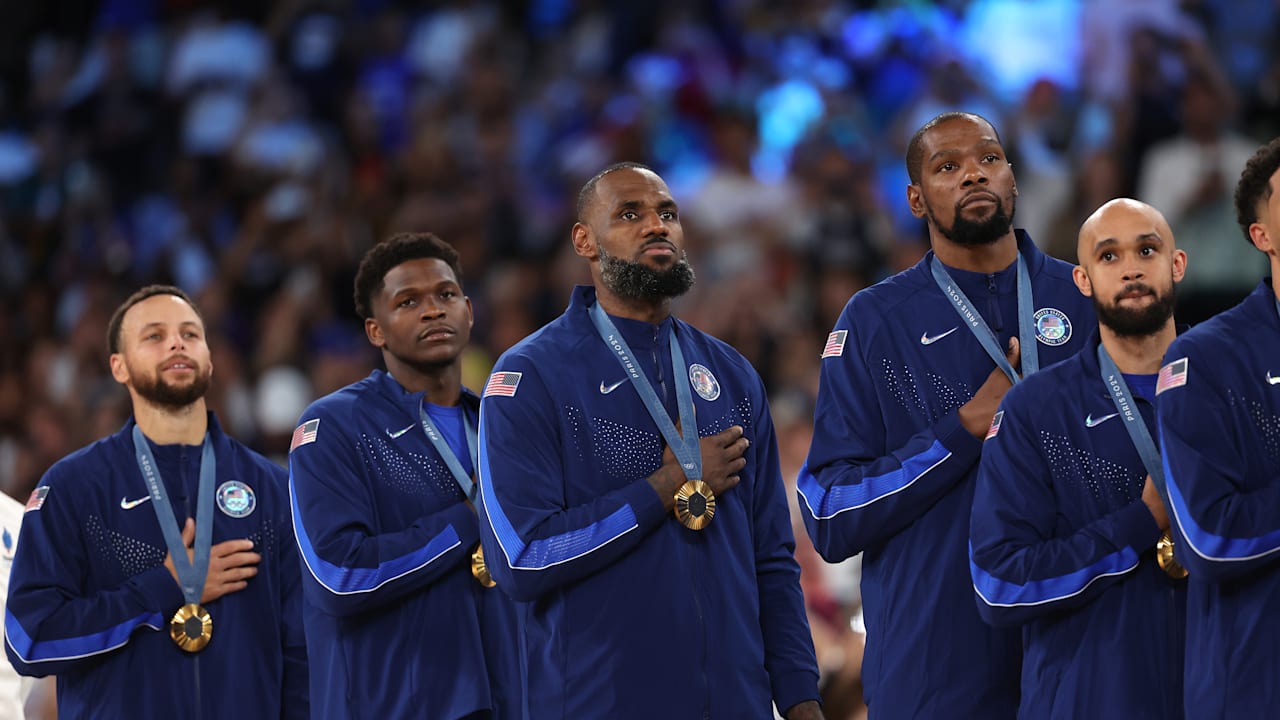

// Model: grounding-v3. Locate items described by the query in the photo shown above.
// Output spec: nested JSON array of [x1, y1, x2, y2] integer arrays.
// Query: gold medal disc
[[674, 480, 716, 530], [170, 603, 213, 653], [471, 544, 496, 588], [1156, 531, 1188, 579]]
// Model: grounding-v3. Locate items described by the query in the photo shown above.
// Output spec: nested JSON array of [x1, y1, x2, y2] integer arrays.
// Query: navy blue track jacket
[[289, 372, 519, 719], [798, 232, 1095, 719], [4, 414, 309, 719], [970, 330, 1185, 719], [477, 285, 820, 720], [1158, 280, 1280, 718]]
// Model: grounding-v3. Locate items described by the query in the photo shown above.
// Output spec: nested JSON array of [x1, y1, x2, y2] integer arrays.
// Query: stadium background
[[0, 1, 1276, 717]]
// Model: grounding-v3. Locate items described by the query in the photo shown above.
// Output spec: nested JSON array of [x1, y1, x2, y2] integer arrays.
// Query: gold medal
[[674, 480, 715, 530], [169, 603, 213, 652], [1156, 531, 1188, 579], [471, 544, 495, 588]]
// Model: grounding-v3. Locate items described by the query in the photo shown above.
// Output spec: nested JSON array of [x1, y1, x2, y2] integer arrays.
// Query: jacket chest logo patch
[[1033, 308, 1072, 346], [688, 364, 720, 401], [216, 481, 256, 518]]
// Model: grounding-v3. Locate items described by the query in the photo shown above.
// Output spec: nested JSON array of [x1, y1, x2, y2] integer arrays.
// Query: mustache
[[1114, 282, 1155, 301]]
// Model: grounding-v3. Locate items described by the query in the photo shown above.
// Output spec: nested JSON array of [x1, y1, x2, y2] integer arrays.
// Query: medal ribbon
[[418, 402, 479, 500], [588, 302, 701, 480], [930, 252, 1039, 384], [1097, 344, 1167, 499], [131, 425, 215, 605]]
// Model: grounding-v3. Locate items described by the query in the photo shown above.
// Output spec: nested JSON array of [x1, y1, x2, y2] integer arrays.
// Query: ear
[[109, 353, 130, 385], [572, 222, 597, 260], [1072, 264, 1093, 297], [1012, 182, 1018, 198], [464, 296, 475, 330], [906, 184, 926, 219], [365, 317, 386, 349], [1171, 248, 1188, 283], [1249, 222, 1274, 256]]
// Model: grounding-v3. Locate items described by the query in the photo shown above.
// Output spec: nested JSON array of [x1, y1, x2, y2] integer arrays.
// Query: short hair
[[1234, 137, 1280, 244], [904, 111, 1003, 185], [353, 232, 463, 320], [107, 285, 204, 354], [575, 161, 653, 222]]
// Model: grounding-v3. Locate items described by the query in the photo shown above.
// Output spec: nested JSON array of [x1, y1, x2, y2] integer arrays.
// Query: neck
[[132, 397, 209, 445], [387, 357, 463, 406], [1099, 321, 1177, 374], [593, 282, 672, 325], [932, 231, 1019, 273]]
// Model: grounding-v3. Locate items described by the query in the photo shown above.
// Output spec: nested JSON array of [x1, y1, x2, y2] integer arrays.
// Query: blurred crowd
[[1, 1, 1277, 716]]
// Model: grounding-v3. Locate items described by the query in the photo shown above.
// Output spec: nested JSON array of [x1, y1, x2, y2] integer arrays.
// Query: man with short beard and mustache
[[476, 163, 823, 720], [970, 198, 1189, 719], [5, 285, 309, 719], [798, 112, 1096, 720]]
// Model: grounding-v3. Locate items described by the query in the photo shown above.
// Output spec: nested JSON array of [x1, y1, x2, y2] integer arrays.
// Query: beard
[[599, 245, 696, 300], [932, 194, 1015, 247], [131, 362, 211, 409], [1094, 281, 1176, 338]]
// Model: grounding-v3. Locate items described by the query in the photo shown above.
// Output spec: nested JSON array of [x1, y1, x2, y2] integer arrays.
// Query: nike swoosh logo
[[1268, 371, 1280, 386], [120, 495, 152, 510], [386, 424, 414, 439], [1084, 412, 1120, 428], [920, 327, 958, 345], [600, 378, 628, 394]]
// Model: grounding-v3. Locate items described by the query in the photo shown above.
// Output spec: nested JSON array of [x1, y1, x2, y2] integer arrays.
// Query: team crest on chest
[[1033, 308, 1072, 346], [216, 480, 256, 518], [688, 363, 720, 401]]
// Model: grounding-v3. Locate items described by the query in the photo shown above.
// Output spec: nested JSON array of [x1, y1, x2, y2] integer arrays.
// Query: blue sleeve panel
[[969, 367, 1162, 628], [1158, 319, 1280, 582], [798, 303, 984, 562], [289, 399, 479, 617], [477, 350, 668, 604]]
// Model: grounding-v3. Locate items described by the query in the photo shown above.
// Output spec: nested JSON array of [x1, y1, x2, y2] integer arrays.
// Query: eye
[[182, 331, 200, 340], [659, 210, 678, 221], [440, 290, 457, 300], [398, 297, 417, 308], [982, 153, 999, 163], [1140, 246, 1155, 256], [145, 333, 161, 341], [1099, 251, 1115, 262], [621, 211, 638, 221], [939, 162, 957, 172]]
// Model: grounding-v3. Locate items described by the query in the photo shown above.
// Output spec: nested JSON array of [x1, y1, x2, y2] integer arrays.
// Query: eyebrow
[[927, 140, 1002, 164], [616, 198, 678, 212], [1091, 232, 1164, 252]]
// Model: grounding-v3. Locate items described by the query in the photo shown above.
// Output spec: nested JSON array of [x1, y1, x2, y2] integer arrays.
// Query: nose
[[641, 209, 669, 237], [419, 297, 446, 320], [961, 160, 988, 187]]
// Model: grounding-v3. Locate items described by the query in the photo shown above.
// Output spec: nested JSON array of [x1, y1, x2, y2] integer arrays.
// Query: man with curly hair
[[289, 233, 518, 719], [1156, 136, 1280, 718]]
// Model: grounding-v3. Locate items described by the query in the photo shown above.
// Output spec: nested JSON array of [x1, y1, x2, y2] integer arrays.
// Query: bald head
[[1078, 198, 1175, 266]]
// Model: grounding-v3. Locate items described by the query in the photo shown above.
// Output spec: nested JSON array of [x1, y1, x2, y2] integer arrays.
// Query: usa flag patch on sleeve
[[290, 419, 320, 452], [985, 411, 1004, 440], [1156, 358, 1189, 395], [821, 330, 848, 359], [25, 486, 49, 512], [484, 371, 523, 398]]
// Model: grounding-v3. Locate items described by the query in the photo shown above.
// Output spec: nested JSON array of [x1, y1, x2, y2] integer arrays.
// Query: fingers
[[1005, 336, 1021, 367], [214, 548, 262, 570], [181, 518, 196, 548]]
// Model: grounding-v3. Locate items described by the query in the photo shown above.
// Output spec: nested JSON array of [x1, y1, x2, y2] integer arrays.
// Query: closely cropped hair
[[107, 285, 203, 354], [353, 232, 463, 319], [576, 161, 652, 222], [1234, 137, 1280, 244], [905, 111, 1003, 185]]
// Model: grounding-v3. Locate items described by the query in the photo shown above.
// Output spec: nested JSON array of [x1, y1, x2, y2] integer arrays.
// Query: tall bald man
[[970, 199, 1189, 719]]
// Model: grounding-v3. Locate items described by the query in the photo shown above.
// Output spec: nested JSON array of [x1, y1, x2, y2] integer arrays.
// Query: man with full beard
[[970, 199, 1189, 719], [5, 285, 309, 718], [798, 112, 1095, 719], [476, 163, 823, 719]]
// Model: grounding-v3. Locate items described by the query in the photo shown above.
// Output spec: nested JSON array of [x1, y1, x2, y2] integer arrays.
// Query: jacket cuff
[[1117, 499, 1163, 551], [441, 501, 482, 549], [627, 476, 670, 530], [130, 565, 187, 614], [936, 408, 983, 466], [772, 668, 822, 718]]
